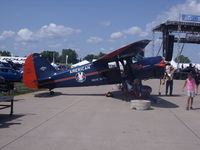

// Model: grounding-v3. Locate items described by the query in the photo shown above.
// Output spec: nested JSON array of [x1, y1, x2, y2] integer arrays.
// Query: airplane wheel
[[50, 91, 55, 95], [105, 92, 113, 97]]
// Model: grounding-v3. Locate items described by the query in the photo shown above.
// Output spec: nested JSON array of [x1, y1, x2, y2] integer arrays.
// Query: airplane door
[[102, 61, 122, 83]]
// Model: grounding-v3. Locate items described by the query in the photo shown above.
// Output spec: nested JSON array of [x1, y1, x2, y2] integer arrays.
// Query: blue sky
[[1, 0, 200, 63]]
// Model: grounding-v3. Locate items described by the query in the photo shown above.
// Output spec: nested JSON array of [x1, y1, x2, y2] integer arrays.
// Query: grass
[[14, 82, 44, 96]]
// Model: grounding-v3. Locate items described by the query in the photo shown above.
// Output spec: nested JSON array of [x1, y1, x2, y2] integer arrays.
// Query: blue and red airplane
[[23, 40, 166, 94]]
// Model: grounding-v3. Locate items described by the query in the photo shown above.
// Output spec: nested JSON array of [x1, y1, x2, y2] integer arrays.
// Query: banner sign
[[182, 14, 200, 22]]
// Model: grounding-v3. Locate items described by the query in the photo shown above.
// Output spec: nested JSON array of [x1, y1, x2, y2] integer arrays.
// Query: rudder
[[23, 53, 57, 89], [23, 54, 38, 88]]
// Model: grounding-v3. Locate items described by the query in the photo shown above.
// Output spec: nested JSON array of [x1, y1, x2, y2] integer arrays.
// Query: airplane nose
[[155, 57, 166, 67]]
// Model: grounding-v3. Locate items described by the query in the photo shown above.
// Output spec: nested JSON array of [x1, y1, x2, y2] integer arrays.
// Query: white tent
[[71, 60, 90, 68], [0, 56, 26, 64], [170, 59, 200, 70]]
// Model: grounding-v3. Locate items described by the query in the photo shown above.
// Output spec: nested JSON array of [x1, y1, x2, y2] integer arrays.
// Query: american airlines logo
[[75, 72, 86, 83]]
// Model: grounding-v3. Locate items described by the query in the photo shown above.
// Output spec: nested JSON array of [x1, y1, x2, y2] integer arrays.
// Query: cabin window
[[108, 62, 117, 68], [132, 54, 144, 62]]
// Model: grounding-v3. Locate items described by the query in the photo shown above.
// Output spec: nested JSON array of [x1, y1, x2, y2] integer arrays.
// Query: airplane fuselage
[[36, 56, 165, 90], [38, 62, 122, 89]]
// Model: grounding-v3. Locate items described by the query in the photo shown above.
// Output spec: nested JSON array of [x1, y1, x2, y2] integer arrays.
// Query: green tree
[[83, 54, 97, 61], [97, 52, 106, 58], [40, 51, 59, 63], [174, 55, 191, 63], [0, 50, 11, 56], [60, 49, 78, 64], [83, 52, 106, 61]]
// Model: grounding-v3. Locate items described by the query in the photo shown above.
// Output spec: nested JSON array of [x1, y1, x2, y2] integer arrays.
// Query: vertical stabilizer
[[23, 54, 38, 88], [23, 53, 57, 89]]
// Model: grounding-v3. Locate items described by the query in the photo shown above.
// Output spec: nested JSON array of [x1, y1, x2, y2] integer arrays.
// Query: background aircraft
[[23, 40, 166, 94], [0, 61, 22, 93], [0, 60, 22, 82]]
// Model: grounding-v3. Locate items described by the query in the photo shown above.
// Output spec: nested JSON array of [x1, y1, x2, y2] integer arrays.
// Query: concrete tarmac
[[0, 79, 200, 150]]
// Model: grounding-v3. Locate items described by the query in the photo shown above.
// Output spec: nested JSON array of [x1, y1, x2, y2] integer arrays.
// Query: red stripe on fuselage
[[39, 68, 120, 86]]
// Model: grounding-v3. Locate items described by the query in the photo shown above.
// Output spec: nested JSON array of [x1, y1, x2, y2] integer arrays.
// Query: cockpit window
[[132, 54, 144, 62], [108, 62, 117, 68]]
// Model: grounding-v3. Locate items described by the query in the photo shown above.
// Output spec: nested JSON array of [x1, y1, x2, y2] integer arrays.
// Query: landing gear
[[105, 91, 113, 97], [49, 89, 54, 95]]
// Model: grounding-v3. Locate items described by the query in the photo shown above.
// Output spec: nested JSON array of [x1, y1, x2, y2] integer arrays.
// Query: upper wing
[[96, 40, 150, 63]]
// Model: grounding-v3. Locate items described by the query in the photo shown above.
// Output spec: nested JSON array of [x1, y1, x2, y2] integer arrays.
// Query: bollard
[[130, 100, 151, 110]]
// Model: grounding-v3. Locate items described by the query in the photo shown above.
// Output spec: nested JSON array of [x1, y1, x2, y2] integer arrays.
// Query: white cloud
[[124, 26, 142, 35], [110, 26, 144, 39], [99, 21, 111, 26], [110, 32, 124, 39], [17, 28, 34, 41], [87, 36, 103, 43], [15, 23, 81, 42], [37, 23, 81, 39], [110, 3, 194, 40], [166, 0, 200, 20], [110, 0, 200, 40], [140, 31, 149, 37], [0, 30, 15, 41], [146, 0, 200, 33], [0, 23, 81, 56], [143, 0, 200, 59]]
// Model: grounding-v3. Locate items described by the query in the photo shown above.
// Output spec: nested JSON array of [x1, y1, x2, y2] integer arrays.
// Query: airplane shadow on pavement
[[34, 91, 179, 108], [150, 95, 179, 108], [34, 91, 105, 98], [111, 91, 179, 108], [34, 92, 63, 98]]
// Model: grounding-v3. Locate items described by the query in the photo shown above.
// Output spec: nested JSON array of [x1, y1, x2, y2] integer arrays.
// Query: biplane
[[23, 40, 166, 95]]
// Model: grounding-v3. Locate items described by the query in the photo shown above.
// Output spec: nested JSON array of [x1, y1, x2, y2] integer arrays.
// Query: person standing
[[182, 73, 196, 110], [165, 65, 175, 96]]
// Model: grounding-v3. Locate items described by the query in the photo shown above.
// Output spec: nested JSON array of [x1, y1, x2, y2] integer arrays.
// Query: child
[[182, 73, 196, 110]]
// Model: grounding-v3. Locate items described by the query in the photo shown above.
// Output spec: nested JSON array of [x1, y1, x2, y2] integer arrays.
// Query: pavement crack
[[169, 109, 200, 141]]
